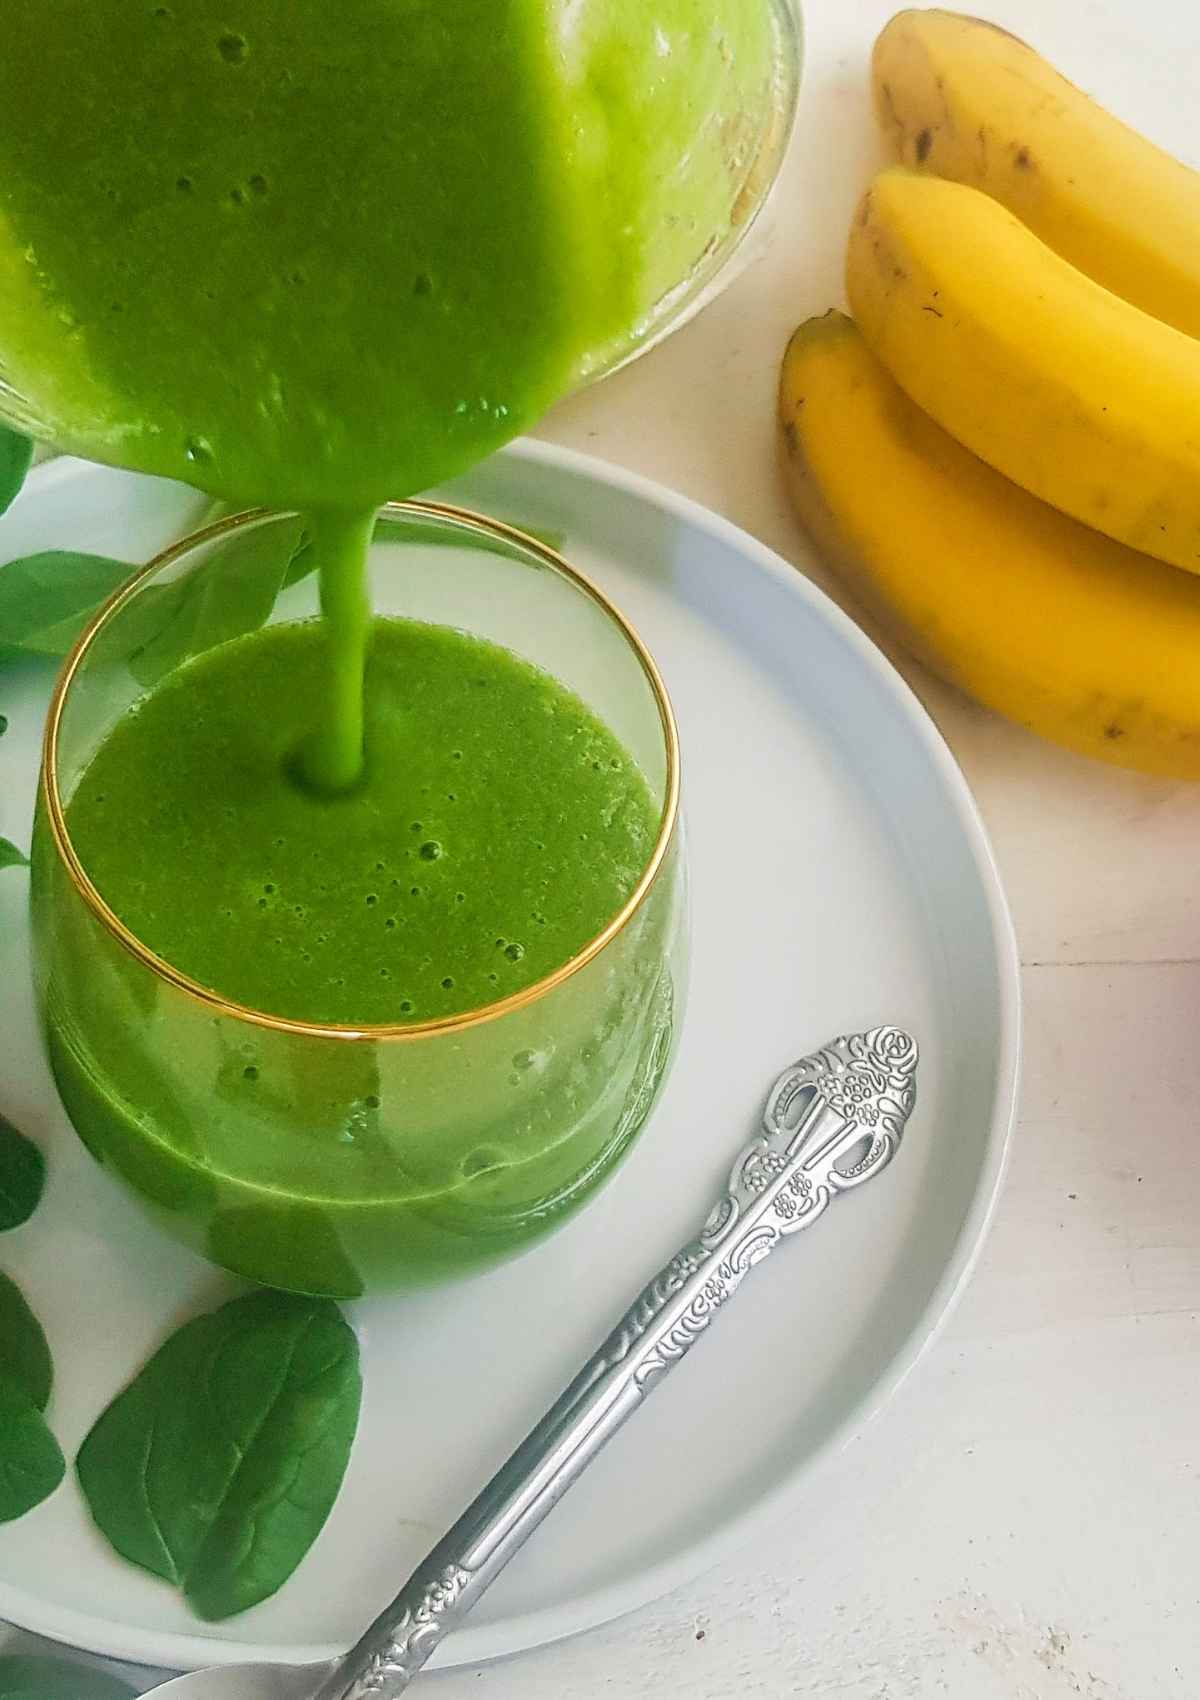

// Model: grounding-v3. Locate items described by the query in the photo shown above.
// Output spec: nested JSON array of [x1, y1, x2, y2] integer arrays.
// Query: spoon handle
[[317, 1026, 918, 1700]]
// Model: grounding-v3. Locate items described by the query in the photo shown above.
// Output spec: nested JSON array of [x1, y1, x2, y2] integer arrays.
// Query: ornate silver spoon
[[152, 1025, 918, 1700]]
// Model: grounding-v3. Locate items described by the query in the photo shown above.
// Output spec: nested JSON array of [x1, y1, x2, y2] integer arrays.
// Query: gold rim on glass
[[41, 499, 681, 1043]]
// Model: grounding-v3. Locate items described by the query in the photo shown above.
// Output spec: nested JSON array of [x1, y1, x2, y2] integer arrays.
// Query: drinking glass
[[30, 507, 686, 1297]]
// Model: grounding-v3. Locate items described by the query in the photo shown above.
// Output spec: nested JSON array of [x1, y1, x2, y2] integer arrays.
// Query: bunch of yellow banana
[[872, 9, 1200, 339], [779, 9, 1200, 775]]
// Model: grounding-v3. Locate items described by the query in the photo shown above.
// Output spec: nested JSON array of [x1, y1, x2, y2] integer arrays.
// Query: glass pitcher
[[0, 0, 801, 484]]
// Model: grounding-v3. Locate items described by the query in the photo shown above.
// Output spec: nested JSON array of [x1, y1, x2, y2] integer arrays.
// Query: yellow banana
[[846, 168, 1200, 575], [873, 10, 1200, 339], [778, 311, 1200, 776]]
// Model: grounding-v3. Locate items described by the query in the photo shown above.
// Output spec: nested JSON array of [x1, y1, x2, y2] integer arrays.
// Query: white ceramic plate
[[0, 444, 1019, 1672]]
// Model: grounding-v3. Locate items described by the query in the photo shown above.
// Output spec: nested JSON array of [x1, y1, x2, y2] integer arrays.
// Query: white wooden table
[[6, 0, 1199, 1693]]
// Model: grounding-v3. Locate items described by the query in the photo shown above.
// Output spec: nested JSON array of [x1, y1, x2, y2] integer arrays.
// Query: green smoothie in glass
[[34, 509, 684, 1294], [9, 0, 785, 1289], [67, 617, 660, 1029]]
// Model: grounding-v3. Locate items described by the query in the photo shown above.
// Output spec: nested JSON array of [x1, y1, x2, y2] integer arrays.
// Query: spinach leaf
[[372, 514, 565, 555], [0, 514, 560, 677], [506, 523, 565, 552], [0, 427, 33, 519], [127, 517, 306, 687], [0, 838, 29, 871], [0, 1376, 65, 1521], [0, 1114, 45, 1229], [0, 1272, 53, 1408], [0, 714, 7, 736], [0, 1656, 135, 1700], [282, 529, 315, 588], [0, 518, 309, 680], [0, 551, 132, 668], [77, 1288, 362, 1620], [207, 1202, 364, 1301]]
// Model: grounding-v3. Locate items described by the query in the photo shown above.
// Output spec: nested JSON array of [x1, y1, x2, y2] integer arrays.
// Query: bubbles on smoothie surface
[[63, 617, 659, 1027]]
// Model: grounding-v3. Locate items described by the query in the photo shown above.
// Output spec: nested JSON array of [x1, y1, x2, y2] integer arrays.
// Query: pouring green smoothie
[[15, 0, 783, 1290], [0, 0, 775, 784]]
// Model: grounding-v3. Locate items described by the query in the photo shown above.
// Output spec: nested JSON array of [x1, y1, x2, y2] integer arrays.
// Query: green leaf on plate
[[0, 1376, 65, 1522], [0, 551, 133, 669], [513, 524, 566, 552], [0, 1655, 136, 1700], [281, 527, 315, 588], [0, 837, 29, 871], [372, 514, 566, 555], [127, 516, 306, 687], [0, 1113, 45, 1229], [0, 427, 33, 520], [77, 1288, 362, 1620], [0, 1272, 53, 1409], [206, 1200, 365, 1301], [0, 516, 565, 677], [0, 713, 8, 736]]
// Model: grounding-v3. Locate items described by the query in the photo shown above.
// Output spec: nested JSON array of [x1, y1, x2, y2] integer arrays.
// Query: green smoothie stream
[[13, 0, 772, 1286], [4, 0, 773, 784], [0, 0, 773, 765]]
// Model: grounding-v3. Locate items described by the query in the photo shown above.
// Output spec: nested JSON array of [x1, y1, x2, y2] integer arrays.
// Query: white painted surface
[[4, 0, 1200, 1691]]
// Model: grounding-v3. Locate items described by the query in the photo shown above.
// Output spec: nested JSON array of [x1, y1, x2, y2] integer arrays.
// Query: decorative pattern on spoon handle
[[321, 1026, 918, 1700]]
